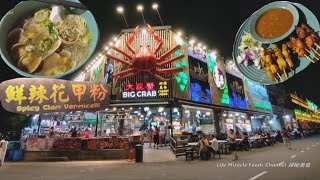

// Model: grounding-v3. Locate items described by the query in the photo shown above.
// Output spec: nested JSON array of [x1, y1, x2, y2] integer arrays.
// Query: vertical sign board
[[0, 141, 8, 166], [188, 54, 211, 104], [226, 73, 247, 109]]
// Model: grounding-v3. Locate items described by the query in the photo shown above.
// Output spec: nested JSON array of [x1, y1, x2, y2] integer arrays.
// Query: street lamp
[[116, 6, 129, 28], [137, 4, 146, 25], [152, 3, 164, 26]]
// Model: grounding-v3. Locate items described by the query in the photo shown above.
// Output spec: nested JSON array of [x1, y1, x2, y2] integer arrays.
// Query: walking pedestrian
[[281, 127, 292, 149], [146, 127, 153, 148], [153, 127, 160, 149], [228, 129, 238, 161]]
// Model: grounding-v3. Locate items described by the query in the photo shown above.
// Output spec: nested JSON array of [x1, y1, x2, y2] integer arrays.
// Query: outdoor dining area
[[181, 130, 279, 161]]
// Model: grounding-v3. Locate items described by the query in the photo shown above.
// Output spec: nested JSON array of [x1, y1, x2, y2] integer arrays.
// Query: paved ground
[[1, 136, 320, 180]]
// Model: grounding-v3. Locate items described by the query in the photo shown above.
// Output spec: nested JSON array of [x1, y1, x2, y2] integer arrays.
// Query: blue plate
[[0, 0, 99, 78], [232, 2, 319, 85], [250, 1, 299, 44]]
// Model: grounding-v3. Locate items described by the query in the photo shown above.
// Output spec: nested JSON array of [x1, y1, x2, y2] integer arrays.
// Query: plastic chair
[[185, 149, 194, 161]]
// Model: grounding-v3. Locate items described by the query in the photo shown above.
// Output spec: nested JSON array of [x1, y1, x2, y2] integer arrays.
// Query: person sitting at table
[[275, 130, 283, 143], [228, 129, 238, 161], [265, 131, 272, 146], [210, 134, 221, 158], [198, 136, 210, 160], [235, 130, 243, 139]]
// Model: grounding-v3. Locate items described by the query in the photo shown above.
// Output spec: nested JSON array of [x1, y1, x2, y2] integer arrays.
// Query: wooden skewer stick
[[277, 73, 283, 82], [283, 69, 288, 80], [314, 43, 320, 50], [290, 68, 294, 76], [305, 49, 319, 60], [304, 55, 315, 63], [312, 48, 320, 58]]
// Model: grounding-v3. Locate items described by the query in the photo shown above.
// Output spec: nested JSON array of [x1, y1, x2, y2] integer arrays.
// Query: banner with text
[[0, 78, 110, 114]]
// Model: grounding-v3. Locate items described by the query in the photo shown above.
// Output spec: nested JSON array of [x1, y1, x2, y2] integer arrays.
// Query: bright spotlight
[[152, 3, 158, 9], [116, 6, 124, 14]]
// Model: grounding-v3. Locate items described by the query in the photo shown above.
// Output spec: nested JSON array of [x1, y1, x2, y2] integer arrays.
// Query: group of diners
[[186, 127, 291, 161]]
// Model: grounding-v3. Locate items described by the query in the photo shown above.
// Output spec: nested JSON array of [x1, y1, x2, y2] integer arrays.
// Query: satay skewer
[[304, 55, 315, 63], [311, 48, 320, 57], [283, 70, 288, 80], [314, 43, 320, 50], [305, 49, 319, 60], [277, 73, 283, 82]]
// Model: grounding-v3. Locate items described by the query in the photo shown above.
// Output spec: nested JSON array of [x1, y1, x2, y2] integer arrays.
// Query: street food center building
[[74, 25, 273, 139]]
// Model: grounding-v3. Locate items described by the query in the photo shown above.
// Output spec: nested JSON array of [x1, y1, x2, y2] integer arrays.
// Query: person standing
[[146, 127, 153, 148], [49, 127, 54, 138], [70, 127, 77, 138], [228, 129, 238, 161], [153, 127, 160, 149], [281, 127, 292, 149]]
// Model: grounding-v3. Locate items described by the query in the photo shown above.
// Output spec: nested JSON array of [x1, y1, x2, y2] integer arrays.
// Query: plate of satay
[[232, 1, 320, 85]]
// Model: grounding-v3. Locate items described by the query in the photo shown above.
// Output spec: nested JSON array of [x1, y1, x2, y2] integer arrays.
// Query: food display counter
[[23, 136, 130, 161]]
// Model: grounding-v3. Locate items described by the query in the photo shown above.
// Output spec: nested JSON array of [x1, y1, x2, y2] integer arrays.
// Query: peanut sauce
[[255, 8, 293, 39]]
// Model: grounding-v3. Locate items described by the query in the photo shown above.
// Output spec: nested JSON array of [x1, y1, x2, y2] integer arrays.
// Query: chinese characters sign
[[0, 78, 110, 114], [158, 81, 169, 96], [122, 82, 157, 99]]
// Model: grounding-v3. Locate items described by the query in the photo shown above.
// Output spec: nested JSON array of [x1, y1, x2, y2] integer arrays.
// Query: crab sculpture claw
[[127, 25, 140, 54], [147, 24, 163, 54]]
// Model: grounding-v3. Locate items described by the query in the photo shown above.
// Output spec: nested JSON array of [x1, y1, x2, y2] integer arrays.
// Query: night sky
[[0, 0, 320, 110]]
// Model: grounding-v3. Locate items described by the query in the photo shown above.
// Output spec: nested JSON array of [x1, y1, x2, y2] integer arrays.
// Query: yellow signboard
[[0, 78, 110, 114]]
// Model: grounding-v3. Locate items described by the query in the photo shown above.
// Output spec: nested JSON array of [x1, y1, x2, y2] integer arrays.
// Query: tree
[[0, 113, 29, 140]]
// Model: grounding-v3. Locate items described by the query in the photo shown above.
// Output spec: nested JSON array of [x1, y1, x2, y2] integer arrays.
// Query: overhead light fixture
[[185, 110, 190, 114], [116, 6, 124, 14], [173, 108, 178, 113], [137, 4, 143, 11], [206, 112, 210, 115], [113, 107, 117, 111], [144, 107, 149, 112], [222, 113, 227, 117], [152, 3, 158, 10], [158, 107, 164, 112], [235, 113, 239, 116], [197, 110, 201, 114]]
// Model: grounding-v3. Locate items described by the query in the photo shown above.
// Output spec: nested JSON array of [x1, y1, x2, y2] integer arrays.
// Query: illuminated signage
[[294, 109, 320, 122], [0, 78, 110, 115], [158, 81, 169, 96], [189, 62, 208, 81], [253, 102, 272, 111], [291, 93, 319, 113], [122, 82, 157, 98], [213, 66, 225, 89], [307, 100, 318, 112]]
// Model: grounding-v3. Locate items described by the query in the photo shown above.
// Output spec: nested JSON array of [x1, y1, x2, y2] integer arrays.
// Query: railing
[[170, 136, 176, 155]]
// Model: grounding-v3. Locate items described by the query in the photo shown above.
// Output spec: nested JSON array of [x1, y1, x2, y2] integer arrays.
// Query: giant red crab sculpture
[[106, 24, 185, 81]]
